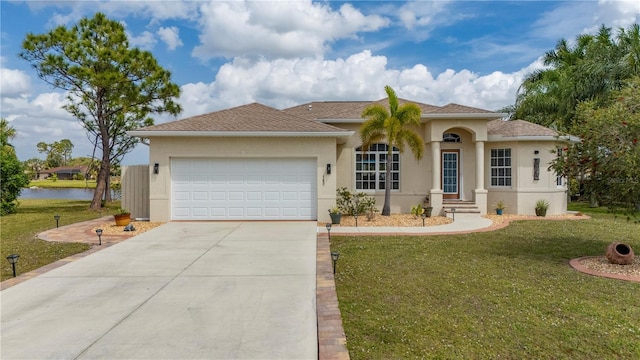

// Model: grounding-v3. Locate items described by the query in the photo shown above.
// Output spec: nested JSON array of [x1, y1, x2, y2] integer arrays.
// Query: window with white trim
[[490, 148, 512, 187], [355, 144, 400, 190]]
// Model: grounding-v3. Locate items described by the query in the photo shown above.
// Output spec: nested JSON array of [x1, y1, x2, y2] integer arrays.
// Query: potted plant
[[535, 199, 549, 217], [114, 207, 131, 226], [328, 207, 342, 225], [424, 206, 433, 218], [495, 200, 506, 215]]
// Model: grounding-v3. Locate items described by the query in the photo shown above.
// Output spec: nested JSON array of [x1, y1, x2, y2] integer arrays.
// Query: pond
[[19, 188, 118, 200]]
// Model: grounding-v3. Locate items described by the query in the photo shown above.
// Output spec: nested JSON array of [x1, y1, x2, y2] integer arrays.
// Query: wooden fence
[[121, 165, 150, 219]]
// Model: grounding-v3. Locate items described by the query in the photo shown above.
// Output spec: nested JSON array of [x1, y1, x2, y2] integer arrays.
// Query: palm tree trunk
[[381, 147, 392, 216]]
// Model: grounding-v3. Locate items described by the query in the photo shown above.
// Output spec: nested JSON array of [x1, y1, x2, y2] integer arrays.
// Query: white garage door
[[171, 158, 317, 220]]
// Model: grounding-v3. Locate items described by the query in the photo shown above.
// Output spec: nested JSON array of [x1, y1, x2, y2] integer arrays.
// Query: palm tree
[[360, 85, 424, 216], [1, 118, 18, 147], [515, 24, 640, 132]]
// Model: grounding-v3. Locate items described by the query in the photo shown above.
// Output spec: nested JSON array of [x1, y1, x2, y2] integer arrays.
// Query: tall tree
[[550, 76, 640, 213], [360, 85, 424, 216], [23, 158, 46, 180], [36, 139, 73, 168], [1, 119, 30, 215], [20, 13, 181, 210], [515, 24, 640, 131]]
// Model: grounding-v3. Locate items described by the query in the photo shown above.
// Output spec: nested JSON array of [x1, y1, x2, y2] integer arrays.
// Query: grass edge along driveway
[[332, 207, 640, 359], [1, 199, 119, 281]]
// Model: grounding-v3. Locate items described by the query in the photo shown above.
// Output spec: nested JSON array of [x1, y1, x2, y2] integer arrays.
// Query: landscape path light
[[96, 229, 103, 245], [331, 251, 340, 275], [6, 254, 19, 277], [421, 212, 427, 227], [325, 223, 332, 241], [54, 214, 61, 228]]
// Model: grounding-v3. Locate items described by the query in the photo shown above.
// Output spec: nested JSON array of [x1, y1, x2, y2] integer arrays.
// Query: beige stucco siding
[[486, 141, 567, 215], [332, 123, 430, 213], [147, 136, 337, 222]]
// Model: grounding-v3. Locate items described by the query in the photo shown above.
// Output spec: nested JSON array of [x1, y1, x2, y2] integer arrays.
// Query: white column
[[431, 141, 441, 190], [475, 141, 485, 190]]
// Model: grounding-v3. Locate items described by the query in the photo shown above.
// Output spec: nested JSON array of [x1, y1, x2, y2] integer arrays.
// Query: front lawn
[[0, 199, 118, 281], [332, 207, 640, 359], [27, 179, 97, 189]]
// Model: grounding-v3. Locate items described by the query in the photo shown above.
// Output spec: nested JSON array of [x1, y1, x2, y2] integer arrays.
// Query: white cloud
[[1, 91, 90, 161], [128, 30, 157, 50], [171, 50, 530, 116], [192, 0, 389, 60], [34, 1, 199, 26], [157, 26, 183, 51], [397, 0, 452, 30], [0, 68, 31, 97], [594, 0, 640, 29], [532, 0, 640, 41]]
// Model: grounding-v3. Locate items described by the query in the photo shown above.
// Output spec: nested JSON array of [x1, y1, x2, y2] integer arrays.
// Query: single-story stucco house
[[128, 98, 572, 223], [37, 166, 89, 180]]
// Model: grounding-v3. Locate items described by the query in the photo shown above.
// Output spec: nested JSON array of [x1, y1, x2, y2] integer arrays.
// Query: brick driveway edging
[[317, 233, 350, 360]]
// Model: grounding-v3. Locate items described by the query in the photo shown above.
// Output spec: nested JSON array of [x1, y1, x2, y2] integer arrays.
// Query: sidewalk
[[318, 213, 493, 236]]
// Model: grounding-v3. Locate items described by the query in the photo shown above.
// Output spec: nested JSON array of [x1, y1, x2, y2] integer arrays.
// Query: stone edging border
[[569, 256, 640, 283], [316, 233, 350, 360]]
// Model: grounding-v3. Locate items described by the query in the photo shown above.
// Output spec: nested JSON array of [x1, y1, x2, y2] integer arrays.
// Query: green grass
[[332, 207, 640, 359], [0, 199, 119, 281], [27, 179, 97, 189]]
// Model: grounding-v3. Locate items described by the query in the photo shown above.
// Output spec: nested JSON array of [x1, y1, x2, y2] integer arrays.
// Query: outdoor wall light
[[331, 251, 340, 275], [96, 229, 103, 245], [325, 223, 332, 241], [326, 163, 331, 175], [534, 150, 539, 155], [6, 254, 19, 277], [153, 163, 159, 174], [421, 212, 427, 227], [54, 214, 61, 228]]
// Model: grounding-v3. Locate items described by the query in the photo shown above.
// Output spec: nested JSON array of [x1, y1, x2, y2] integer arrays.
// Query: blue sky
[[1, 0, 639, 165]]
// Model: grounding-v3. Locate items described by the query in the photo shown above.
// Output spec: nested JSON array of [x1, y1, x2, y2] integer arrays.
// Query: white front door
[[442, 150, 460, 200]]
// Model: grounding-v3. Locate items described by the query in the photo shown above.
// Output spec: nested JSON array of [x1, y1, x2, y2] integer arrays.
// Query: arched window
[[443, 133, 461, 142], [355, 144, 400, 190]]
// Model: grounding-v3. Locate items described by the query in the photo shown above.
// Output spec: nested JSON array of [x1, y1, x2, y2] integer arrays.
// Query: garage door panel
[[211, 192, 226, 200], [171, 158, 316, 220], [211, 208, 226, 217], [193, 191, 208, 201]]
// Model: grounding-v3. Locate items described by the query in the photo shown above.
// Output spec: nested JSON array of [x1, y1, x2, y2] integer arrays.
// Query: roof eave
[[424, 113, 508, 119], [127, 130, 355, 139], [488, 135, 579, 142], [317, 113, 508, 123]]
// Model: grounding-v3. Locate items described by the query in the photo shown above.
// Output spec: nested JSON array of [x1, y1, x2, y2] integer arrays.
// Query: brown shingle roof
[[427, 103, 495, 114], [283, 98, 441, 120], [40, 166, 88, 174], [136, 103, 347, 133], [488, 119, 558, 137]]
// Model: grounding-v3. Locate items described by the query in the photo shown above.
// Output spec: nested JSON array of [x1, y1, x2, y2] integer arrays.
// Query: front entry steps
[[443, 200, 481, 215]]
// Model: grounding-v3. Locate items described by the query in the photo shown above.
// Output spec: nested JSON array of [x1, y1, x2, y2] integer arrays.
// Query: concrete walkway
[[319, 213, 493, 235], [1, 222, 318, 359]]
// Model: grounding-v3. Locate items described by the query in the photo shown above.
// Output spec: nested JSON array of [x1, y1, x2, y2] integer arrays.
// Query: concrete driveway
[[1, 222, 318, 359]]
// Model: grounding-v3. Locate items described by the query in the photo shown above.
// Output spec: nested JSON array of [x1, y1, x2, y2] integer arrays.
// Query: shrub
[[336, 187, 376, 216]]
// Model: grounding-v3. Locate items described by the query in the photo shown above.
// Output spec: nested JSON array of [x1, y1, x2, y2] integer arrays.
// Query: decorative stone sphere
[[605, 242, 635, 265]]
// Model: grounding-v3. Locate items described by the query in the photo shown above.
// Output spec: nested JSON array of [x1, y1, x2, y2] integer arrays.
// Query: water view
[[20, 188, 117, 200]]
